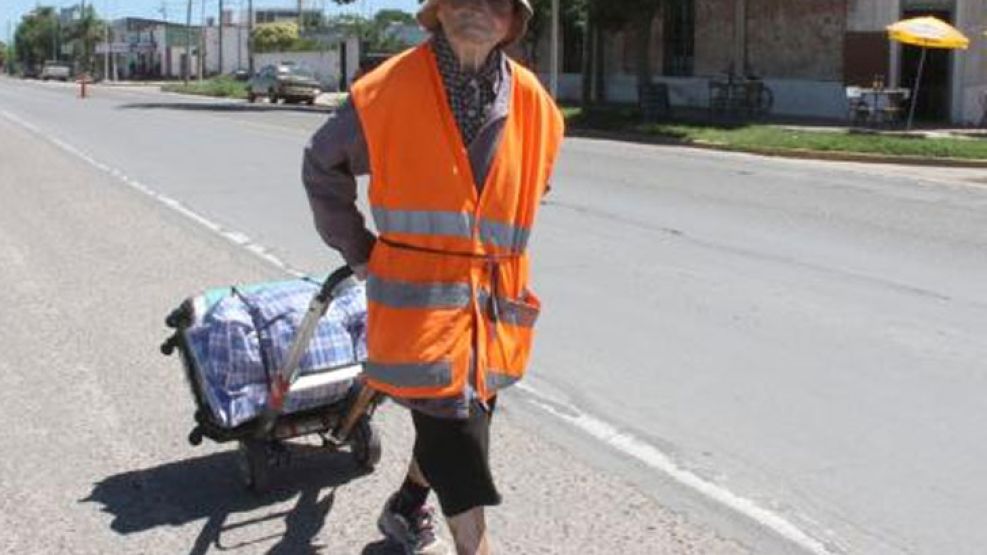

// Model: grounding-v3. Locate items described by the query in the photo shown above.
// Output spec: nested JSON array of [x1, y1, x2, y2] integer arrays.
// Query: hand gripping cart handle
[[254, 266, 380, 442]]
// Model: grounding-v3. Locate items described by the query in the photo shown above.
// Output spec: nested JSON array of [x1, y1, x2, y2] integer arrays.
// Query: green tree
[[0, 40, 7, 70], [253, 21, 300, 52], [523, 0, 587, 71], [328, 12, 412, 54], [14, 7, 60, 73], [64, 5, 104, 73], [374, 9, 416, 27]]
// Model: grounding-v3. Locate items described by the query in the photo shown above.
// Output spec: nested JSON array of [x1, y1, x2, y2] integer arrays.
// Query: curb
[[154, 87, 342, 109], [97, 81, 169, 87], [567, 127, 987, 169]]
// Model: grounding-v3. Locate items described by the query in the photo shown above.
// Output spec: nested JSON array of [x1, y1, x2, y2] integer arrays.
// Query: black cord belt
[[377, 237, 520, 261], [377, 237, 521, 323]]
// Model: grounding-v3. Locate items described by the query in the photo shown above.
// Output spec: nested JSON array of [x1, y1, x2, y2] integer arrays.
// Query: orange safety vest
[[350, 43, 564, 401]]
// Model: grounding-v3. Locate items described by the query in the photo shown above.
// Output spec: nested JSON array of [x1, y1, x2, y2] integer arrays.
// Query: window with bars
[[663, 0, 695, 76]]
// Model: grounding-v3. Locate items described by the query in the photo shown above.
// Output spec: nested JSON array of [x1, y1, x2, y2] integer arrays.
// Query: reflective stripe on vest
[[367, 275, 472, 309], [373, 207, 531, 253], [477, 290, 539, 328], [486, 369, 520, 391], [365, 361, 453, 388], [373, 207, 474, 239], [479, 219, 531, 252]]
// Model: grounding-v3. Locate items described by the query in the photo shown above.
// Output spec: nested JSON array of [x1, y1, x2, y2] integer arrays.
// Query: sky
[[3, 0, 421, 44]]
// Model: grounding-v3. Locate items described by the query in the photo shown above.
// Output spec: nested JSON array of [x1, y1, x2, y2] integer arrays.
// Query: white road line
[[1, 107, 834, 555], [1, 109, 304, 279], [515, 382, 834, 555]]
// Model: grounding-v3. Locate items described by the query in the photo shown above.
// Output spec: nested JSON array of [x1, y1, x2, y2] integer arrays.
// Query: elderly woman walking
[[302, 0, 563, 553]]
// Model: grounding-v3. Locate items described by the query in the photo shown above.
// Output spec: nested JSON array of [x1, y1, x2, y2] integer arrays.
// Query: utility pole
[[198, 0, 205, 80], [298, 0, 304, 34], [247, 0, 254, 75], [184, 0, 192, 85], [218, 0, 224, 74], [104, 21, 110, 80]]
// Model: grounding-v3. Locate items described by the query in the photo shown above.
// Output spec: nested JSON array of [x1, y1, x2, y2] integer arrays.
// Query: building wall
[[165, 46, 198, 78], [538, 0, 987, 123], [204, 26, 249, 74], [744, 0, 845, 80], [847, 0, 900, 31], [953, 0, 987, 125], [254, 39, 359, 91], [256, 51, 339, 88], [694, 0, 736, 76]]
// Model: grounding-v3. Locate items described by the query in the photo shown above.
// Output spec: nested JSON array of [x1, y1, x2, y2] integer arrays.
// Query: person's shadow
[[82, 444, 372, 554]]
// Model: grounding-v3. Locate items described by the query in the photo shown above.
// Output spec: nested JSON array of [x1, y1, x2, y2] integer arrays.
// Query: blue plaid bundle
[[183, 278, 367, 428]]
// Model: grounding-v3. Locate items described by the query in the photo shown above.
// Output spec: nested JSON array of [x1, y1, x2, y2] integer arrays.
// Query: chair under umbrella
[[886, 16, 969, 129]]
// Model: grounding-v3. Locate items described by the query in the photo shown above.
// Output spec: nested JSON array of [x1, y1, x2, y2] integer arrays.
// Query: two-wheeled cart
[[160, 267, 381, 492]]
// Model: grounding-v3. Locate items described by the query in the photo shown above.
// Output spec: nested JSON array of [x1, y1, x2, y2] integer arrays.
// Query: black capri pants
[[411, 396, 501, 517]]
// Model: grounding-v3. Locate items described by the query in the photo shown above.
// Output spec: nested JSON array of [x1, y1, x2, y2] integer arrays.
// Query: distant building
[[204, 19, 250, 75], [251, 8, 322, 27], [534, 0, 987, 125], [102, 16, 248, 79]]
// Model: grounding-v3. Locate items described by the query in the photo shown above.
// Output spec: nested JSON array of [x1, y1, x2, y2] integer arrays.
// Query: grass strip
[[564, 107, 987, 161], [161, 76, 248, 99]]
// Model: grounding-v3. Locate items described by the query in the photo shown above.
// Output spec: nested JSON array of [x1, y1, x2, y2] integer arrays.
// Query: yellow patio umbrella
[[886, 16, 969, 129]]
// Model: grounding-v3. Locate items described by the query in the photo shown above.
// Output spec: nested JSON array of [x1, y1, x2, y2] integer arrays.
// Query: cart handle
[[318, 266, 356, 303], [254, 265, 357, 437]]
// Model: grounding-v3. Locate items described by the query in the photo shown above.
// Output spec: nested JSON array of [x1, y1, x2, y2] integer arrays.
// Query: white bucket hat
[[417, 0, 534, 45]]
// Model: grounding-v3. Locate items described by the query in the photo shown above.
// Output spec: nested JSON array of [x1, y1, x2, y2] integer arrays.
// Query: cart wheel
[[165, 309, 183, 328], [352, 416, 381, 470], [188, 427, 204, 446], [237, 439, 272, 493], [160, 336, 177, 356]]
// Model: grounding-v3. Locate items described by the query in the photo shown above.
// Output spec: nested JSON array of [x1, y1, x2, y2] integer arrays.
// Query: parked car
[[231, 68, 250, 81], [40, 61, 72, 82], [247, 64, 321, 105]]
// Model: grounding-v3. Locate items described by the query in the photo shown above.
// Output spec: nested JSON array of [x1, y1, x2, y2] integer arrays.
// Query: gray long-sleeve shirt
[[302, 34, 513, 419]]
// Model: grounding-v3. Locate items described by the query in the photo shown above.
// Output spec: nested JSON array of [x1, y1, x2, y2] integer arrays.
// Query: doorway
[[899, 9, 953, 123]]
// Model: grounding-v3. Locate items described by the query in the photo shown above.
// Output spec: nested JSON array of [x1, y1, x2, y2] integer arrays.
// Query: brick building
[[542, 0, 987, 125]]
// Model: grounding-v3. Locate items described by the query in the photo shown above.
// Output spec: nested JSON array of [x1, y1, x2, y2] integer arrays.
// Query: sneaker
[[377, 494, 448, 555]]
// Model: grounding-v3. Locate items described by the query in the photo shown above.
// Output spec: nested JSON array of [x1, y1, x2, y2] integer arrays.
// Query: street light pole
[[550, 0, 560, 98]]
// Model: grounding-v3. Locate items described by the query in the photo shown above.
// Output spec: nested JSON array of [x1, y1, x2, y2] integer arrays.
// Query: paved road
[[2, 77, 986, 554], [0, 80, 741, 555]]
